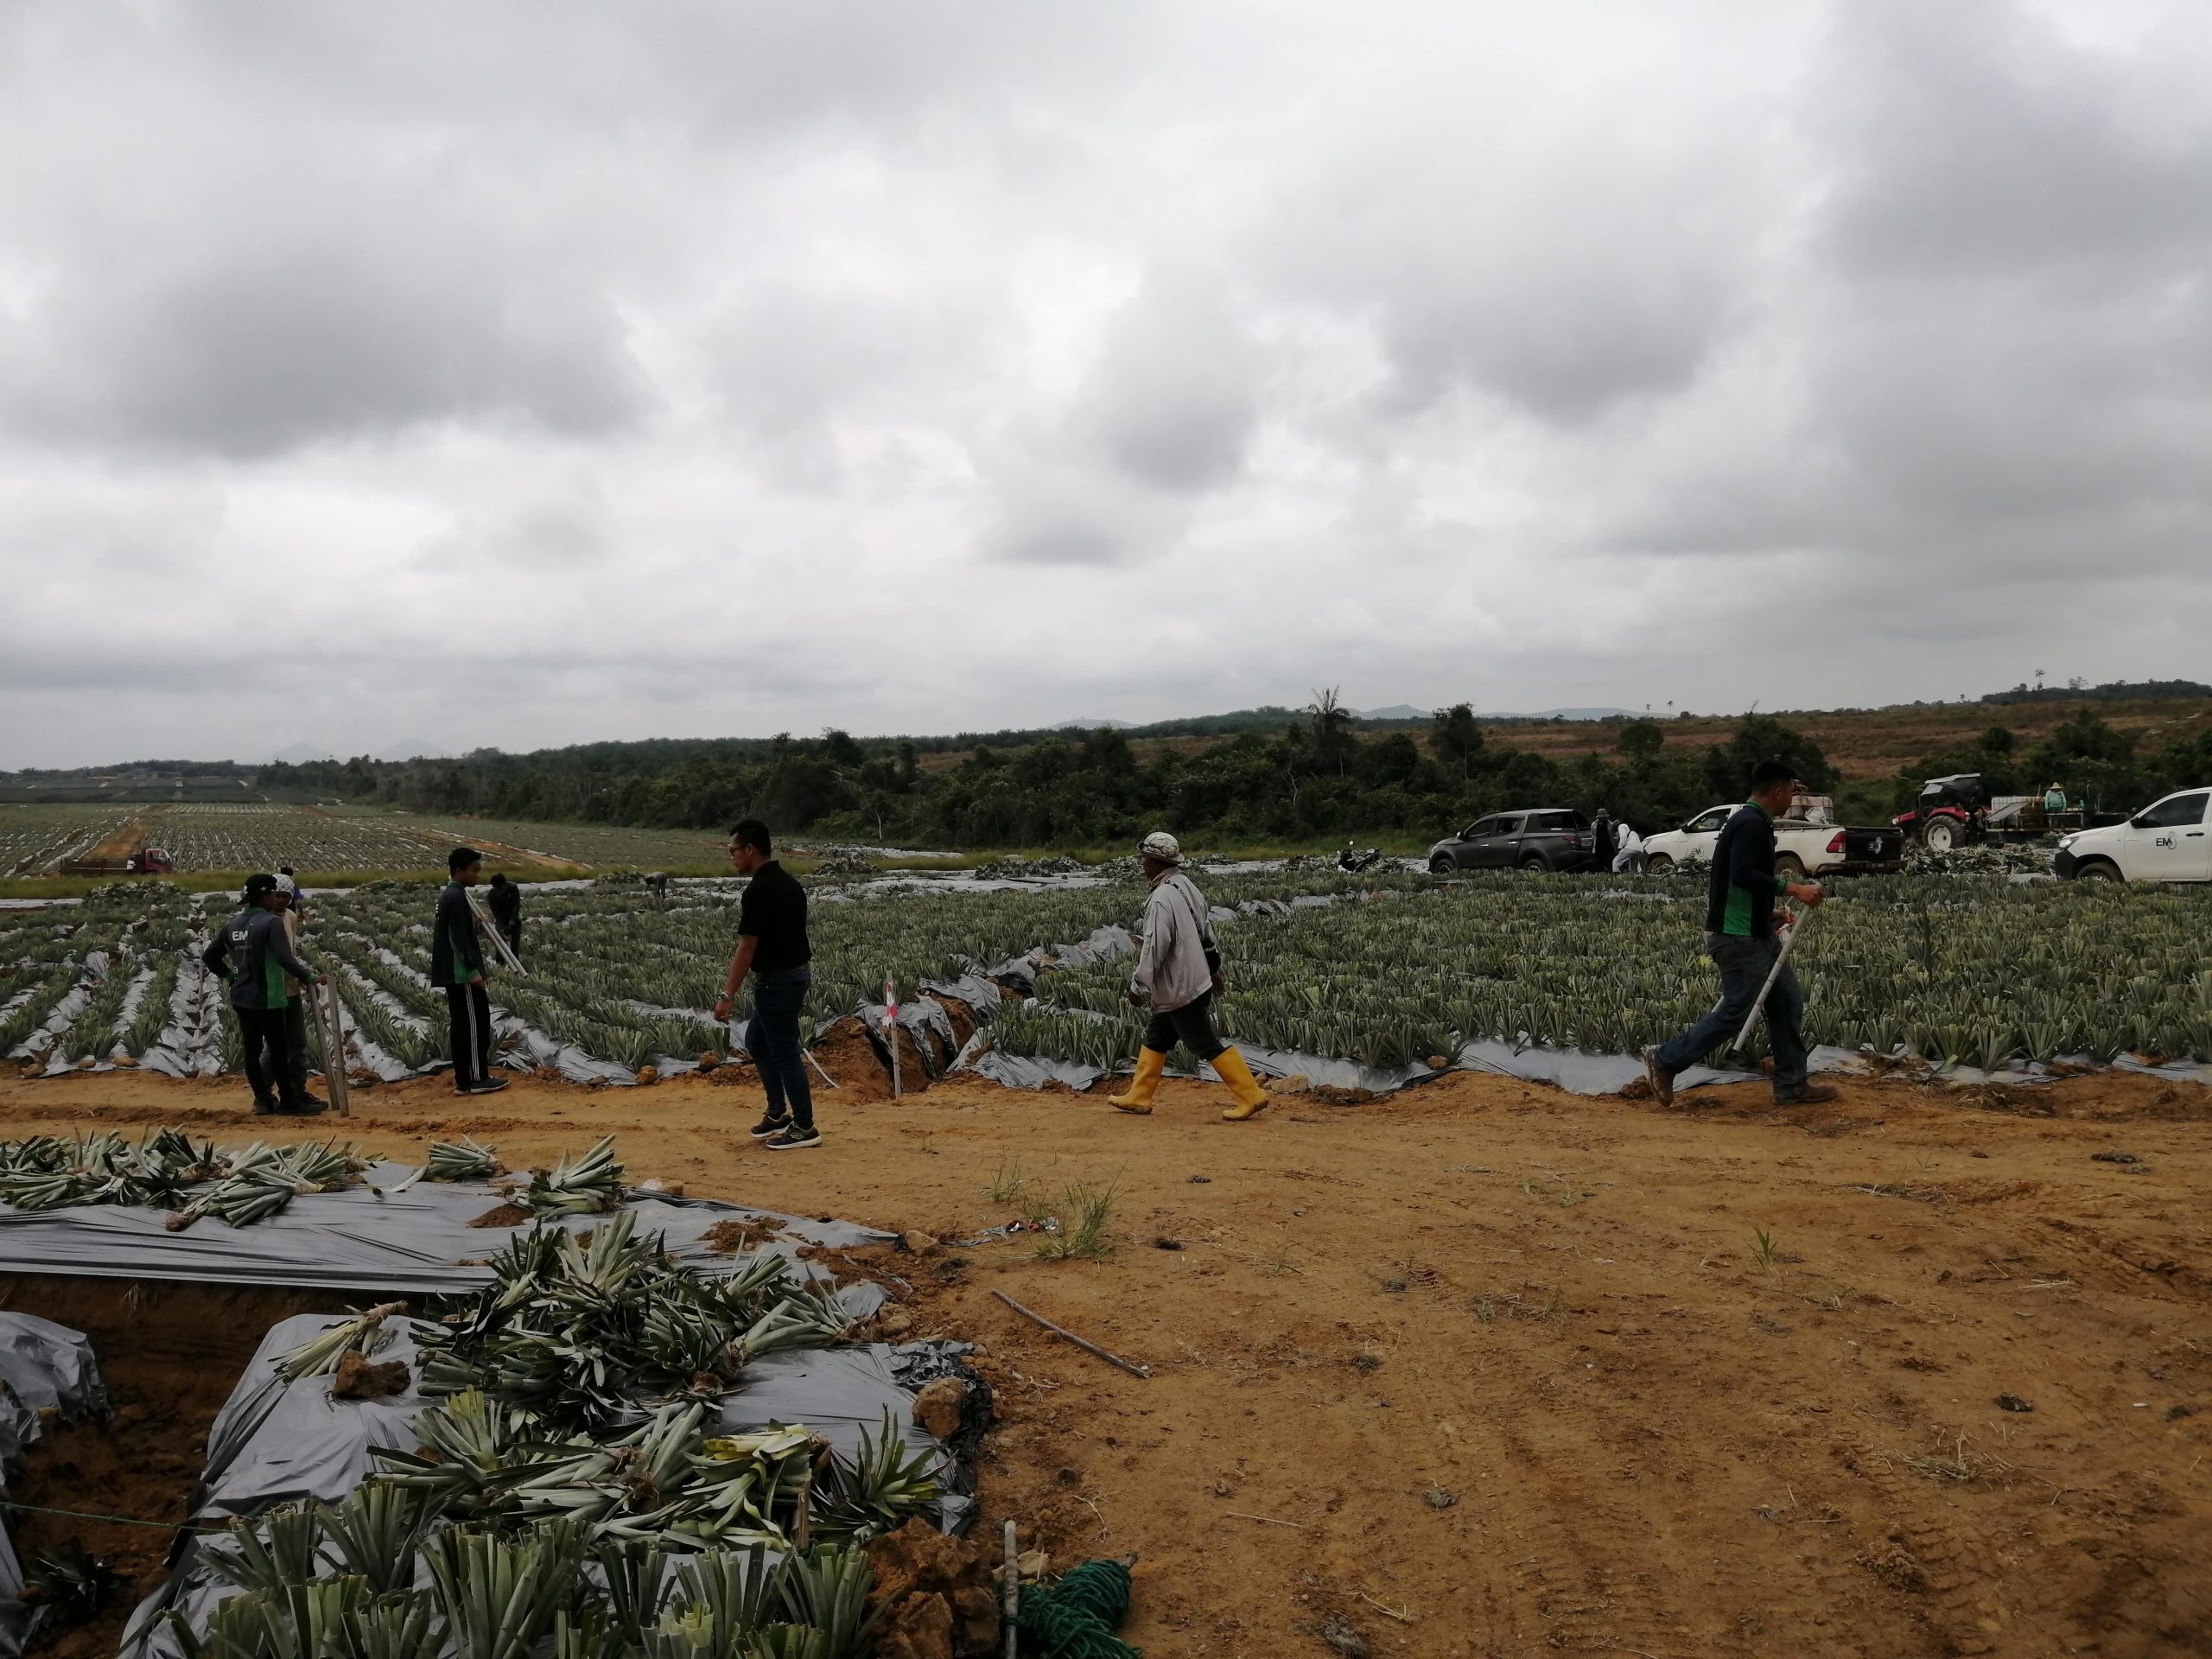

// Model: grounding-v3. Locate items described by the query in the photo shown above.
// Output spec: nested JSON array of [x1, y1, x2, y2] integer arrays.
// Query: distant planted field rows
[[0, 804, 722, 876]]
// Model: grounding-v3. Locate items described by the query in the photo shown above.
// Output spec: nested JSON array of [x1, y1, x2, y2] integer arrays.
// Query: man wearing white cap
[[1108, 831, 1273, 1121]]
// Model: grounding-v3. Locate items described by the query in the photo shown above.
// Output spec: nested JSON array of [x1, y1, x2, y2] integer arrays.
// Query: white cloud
[[2, 0, 2209, 766]]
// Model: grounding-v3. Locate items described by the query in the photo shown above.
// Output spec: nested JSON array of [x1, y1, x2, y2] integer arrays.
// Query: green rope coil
[[1018, 1558, 1139, 1658]]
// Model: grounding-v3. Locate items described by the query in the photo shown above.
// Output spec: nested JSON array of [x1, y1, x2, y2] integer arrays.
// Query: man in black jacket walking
[[202, 874, 327, 1116], [1644, 760, 1837, 1107], [432, 848, 507, 1096]]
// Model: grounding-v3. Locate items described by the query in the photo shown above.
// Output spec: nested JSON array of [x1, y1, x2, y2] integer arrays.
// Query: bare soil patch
[[0, 1063, 2206, 1656]]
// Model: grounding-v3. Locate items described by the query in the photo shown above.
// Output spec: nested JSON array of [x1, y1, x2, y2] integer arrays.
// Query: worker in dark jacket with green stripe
[[1643, 760, 1837, 1107], [201, 874, 326, 1116], [432, 847, 507, 1096]]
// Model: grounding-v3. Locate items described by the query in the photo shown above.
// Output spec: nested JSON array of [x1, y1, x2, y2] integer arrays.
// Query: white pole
[[467, 889, 527, 976], [1730, 906, 1810, 1054]]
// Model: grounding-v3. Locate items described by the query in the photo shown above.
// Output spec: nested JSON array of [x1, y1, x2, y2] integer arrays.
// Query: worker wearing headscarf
[[1107, 832, 1273, 1122]]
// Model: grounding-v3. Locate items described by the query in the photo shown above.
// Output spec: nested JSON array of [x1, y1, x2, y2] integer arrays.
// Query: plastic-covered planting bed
[[0, 1154, 988, 1659]]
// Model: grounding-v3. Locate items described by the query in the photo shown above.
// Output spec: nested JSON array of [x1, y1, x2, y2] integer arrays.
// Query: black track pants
[[236, 1006, 290, 1105], [1141, 989, 1228, 1061], [446, 981, 493, 1090]]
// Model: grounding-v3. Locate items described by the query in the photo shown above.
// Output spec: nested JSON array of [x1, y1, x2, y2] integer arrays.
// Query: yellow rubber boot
[[1109, 1047, 1166, 1115], [1211, 1047, 1271, 1121]]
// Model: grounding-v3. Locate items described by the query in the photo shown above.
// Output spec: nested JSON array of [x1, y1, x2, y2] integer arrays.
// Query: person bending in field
[[1108, 831, 1273, 1122], [1643, 759, 1835, 1108], [433, 847, 507, 1096], [486, 872, 524, 962], [713, 819, 818, 1150], [201, 874, 327, 1116]]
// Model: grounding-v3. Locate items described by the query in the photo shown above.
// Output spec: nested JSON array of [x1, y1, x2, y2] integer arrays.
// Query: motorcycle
[[1337, 842, 1383, 874]]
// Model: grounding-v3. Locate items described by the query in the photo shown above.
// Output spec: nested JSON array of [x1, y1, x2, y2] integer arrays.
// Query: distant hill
[[269, 743, 335, 765], [1052, 718, 1136, 730], [378, 738, 447, 762], [1352, 704, 1429, 721]]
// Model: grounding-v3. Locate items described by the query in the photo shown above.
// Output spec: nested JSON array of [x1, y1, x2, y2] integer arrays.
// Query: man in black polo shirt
[[1643, 760, 1837, 1108], [713, 818, 817, 1149]]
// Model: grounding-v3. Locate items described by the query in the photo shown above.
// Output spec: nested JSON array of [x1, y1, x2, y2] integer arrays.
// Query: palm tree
[[1307, 687, 1356, 775]]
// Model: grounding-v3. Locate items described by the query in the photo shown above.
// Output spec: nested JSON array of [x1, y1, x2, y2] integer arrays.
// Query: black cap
[[243, 874, 280, 902]]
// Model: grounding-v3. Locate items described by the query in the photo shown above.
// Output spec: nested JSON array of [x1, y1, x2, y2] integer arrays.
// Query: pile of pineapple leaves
[[171, 1212, 941, 1659]]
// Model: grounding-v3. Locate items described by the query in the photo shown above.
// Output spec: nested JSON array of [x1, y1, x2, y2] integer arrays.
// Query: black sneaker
[[251, 1096, 280, 1117], [765, 1123, 822, 1151], [748, 1111, 792, 1141], [274, 1098, 329, 1116], [464, 1077, 511, 1096]]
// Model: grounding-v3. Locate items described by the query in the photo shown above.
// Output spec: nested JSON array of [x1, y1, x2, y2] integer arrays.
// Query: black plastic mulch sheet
[[0, 1165, 893, 1294], [0, 1313, 110, 1659], [122, 1313, 976, 1659]]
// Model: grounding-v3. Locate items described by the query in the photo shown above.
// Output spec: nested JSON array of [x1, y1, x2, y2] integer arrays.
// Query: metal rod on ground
[[991, 1288, 1151, 1377], [1730, 904, 1810, 1055], [1002, 1520, 1019, 1659]]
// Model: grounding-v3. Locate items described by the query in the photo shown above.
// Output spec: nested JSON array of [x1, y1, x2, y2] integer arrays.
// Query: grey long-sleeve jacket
[[1129, 870, 1222, 1013]]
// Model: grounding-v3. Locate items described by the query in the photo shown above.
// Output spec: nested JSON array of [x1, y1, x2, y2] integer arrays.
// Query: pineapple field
[[6, 867, 2209, 1092]]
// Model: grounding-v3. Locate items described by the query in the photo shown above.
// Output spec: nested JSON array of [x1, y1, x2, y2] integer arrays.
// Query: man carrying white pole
[[1643, 760, 1836, 1108]]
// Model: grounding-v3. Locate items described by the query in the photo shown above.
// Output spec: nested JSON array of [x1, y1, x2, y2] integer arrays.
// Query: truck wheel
[[1645, 855, 1674, 874], [1429, 854, 1458, 874], [1519, 855, 1547, 873], [2074, 860, 2122, 882], [1922, 819, 1957, 852], [1774, 853, 1806, 880]]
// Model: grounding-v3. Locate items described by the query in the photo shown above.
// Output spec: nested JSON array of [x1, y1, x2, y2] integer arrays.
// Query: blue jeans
[[1653, 932, 1808, 1092], [747, 969, 814, 1128]]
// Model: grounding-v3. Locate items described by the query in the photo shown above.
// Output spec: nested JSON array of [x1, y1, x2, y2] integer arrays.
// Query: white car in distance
[[2055, 787, 2211, 882], [1641, 804, 1902, 879]]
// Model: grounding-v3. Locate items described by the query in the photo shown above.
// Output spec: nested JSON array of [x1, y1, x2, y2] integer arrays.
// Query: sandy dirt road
[[1, 1061, 2206, 1659]]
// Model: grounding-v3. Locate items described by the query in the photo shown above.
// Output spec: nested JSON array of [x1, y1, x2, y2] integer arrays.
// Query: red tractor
[[1893, 773, 1989, 851]]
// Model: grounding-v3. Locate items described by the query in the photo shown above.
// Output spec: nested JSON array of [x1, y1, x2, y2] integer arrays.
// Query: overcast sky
[[3, 1, 2208, 767]]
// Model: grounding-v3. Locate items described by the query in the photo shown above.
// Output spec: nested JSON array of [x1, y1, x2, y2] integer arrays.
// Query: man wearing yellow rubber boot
[[1109, 832, 1272, 1122]]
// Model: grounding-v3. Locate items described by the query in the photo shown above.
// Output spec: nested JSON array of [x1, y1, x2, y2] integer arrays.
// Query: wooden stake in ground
[[991, 1289, 1151, 1377], [314, 981, 351, 1118], [885, 975, 901, 1100]]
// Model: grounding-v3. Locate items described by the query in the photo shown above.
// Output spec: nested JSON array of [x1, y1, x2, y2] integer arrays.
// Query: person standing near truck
[[1107, 832, 1274, 1122], [486, 872, 524, 962], [713, 819, 818, 1151], [1643, 760, 1837, 1108], [201, 874, 326, 1116], [432, 847, 507, 1096]]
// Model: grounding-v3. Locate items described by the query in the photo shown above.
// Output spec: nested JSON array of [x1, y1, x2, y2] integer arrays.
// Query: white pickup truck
[[1641, 804, 1904, 879], [2055, 787, 2211, 882]]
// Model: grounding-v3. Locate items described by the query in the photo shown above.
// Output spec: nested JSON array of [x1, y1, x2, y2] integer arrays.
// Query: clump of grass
[[983, 1158, 1028, 1205], [1035, 1179, 1117, 1261], [1751, 1226, 1780, 1272]]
